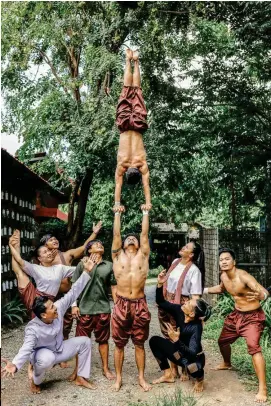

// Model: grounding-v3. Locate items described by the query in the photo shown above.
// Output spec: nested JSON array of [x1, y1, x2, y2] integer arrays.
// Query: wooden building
[[1, 148, 69, 303]]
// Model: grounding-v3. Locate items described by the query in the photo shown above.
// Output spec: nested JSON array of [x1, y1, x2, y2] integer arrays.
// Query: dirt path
[[1, 285, 266, 406]]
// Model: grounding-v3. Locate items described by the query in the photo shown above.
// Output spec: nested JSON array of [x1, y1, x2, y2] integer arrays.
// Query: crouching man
[[1, 256, 99, 394]]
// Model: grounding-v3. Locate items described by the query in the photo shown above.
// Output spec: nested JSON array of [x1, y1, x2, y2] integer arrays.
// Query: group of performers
[[1, 49, 269, 404]]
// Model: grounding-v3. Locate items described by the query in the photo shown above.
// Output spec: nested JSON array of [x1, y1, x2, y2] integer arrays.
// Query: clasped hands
[[112, 203, 152, 213], [165, 323, 180, 343]]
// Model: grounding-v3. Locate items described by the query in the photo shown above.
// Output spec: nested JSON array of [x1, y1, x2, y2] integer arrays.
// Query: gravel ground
[[1, 285, 265, 406]]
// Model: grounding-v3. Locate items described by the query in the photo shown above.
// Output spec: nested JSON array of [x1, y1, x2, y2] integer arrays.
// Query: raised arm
[[111, 208, 124, 260], [9, 234, 24, 268], [140, 163, 152, 209], [66, 221, 102, 261], [56, 256, 97, 315], [241, 272, 269, 301], [140, 207, 150, 256]]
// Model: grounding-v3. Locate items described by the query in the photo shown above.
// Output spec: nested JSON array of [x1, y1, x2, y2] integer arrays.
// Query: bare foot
[[152, 374, 175, 385], [74, 376, 97, 390], [193, 380, 204, 393], [67, 370, 77, 382], [59, 361, 69, 369], [255, 389, 267, 403], [112, 379, 122, 392], [132, 50, 139, 61], [180, 372, 189, 382], [103, 369, 115, 380], [28, 363, 33, 380], [212, 362, 232, 370], [30, 379, 41, 394], [139, 377, 152, 392], [125, 48, 133, 60]]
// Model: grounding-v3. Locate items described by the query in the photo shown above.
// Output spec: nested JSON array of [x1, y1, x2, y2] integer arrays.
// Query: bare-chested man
[[204, 248, 269, 403], [114, 49, 151, 212], [111, 204, 151, 392]]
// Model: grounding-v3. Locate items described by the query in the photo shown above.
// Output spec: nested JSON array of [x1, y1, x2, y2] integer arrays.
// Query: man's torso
[[74, 260, 115, 315], [113, 249, 148, 299], [117, 131, 147, 168], [221, 268, 261, 311]]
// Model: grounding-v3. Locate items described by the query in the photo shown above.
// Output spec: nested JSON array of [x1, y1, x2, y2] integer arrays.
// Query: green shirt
[[71, 260, 116, 315]]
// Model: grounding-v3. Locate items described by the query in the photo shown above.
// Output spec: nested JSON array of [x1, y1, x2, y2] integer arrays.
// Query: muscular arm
[[140, 210, 150, 256], [140, 163, 151, 206], [65, 222, 102, 263], [114, 165, 125, 203], [204, 282, 225, 294], [241, 272, 269, 300], [112, 212, 122, 260]]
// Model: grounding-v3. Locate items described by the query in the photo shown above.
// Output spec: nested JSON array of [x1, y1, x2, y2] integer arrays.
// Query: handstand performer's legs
[[124, 49, 133, 86], [132, 51, 141, 87]]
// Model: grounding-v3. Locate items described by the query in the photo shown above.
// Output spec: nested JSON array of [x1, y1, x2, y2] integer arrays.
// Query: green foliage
[[128, 387, 197, 406], [1, 296, 27, 325], [212, 293, 235, 317], [148, 265, 164, 279], [2, 1, 271, 234]]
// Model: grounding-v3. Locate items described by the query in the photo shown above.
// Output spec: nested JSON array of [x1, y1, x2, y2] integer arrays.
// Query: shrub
[[148, 265, 164, 279], [2, 296, 27, 325]]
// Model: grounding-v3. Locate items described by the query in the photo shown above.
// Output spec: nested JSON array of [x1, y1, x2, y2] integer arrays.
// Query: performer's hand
[[1, 359, 16, 378], [93, 221, 102, 234], [246, 290, 262, 301], [50, 248, 58, 261], [113, 205, 125, 213], [157, 269, 168, 286], [72, 306, 81, 320], [141, 203, 152, 211], [82, 254, 98, 273], [9, 231, 20, 248], [166, 324, 180, 343]]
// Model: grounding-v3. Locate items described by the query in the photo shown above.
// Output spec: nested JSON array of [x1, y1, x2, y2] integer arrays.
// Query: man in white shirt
[[2, 256, 98, 394]]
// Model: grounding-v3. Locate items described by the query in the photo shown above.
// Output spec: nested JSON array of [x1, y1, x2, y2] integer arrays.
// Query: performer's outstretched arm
[[112, 209, 123, 260], [140, 163, 151, 208], [140, 208, 150, 256], [114, 166, 124, 205]]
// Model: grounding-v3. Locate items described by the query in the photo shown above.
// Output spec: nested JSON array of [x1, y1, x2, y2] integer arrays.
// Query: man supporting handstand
[[2, 256, 98, 393], [111, 204, 151, 392], [70, 239, 117, 381], [204, 248, 269, 403], [114, 49, 151, 211]]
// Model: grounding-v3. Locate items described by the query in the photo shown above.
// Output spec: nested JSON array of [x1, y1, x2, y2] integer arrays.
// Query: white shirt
[[167, 260, 202, 296], [23, 261, 76, 297]]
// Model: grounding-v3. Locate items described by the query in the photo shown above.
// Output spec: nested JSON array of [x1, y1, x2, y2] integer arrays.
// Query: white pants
[[32, 336, 91, 385]]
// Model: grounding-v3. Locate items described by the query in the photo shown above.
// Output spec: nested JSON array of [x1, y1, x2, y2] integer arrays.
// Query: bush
[[148, 265, 164, 279], [2, 296, 27, 325]]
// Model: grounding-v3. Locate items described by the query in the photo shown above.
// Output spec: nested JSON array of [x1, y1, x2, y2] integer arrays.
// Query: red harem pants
[[116, 86, 148, 133]]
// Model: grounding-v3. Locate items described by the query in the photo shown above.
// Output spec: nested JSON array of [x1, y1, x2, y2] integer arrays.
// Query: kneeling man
[[2, 256, 98, 394]]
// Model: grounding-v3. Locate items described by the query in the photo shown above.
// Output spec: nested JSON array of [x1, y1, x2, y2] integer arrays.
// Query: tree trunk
[[66, 168, 94, 249], [66, 178, 81, 238]]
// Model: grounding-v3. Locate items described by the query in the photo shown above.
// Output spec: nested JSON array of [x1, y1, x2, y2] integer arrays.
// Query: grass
[[128, 387, 198, 406], [203, 299, 271, 394]]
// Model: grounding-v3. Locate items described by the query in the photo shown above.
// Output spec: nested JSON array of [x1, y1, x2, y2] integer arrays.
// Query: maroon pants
[[218, 308, 265, 355], [116, 86, 148, 133], [19, 281, 73, 339], [112, 294, 151, 348], [76, 313, 111, 344]]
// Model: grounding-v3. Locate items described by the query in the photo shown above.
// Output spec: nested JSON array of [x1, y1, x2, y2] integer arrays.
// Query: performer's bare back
[[117, 130, 147, 172]]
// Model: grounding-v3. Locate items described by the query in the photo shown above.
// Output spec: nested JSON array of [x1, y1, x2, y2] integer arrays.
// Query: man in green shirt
[[70, 240, 117, 381]]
